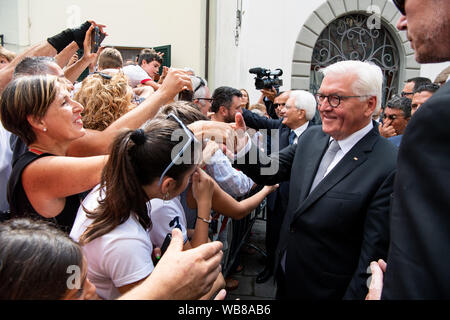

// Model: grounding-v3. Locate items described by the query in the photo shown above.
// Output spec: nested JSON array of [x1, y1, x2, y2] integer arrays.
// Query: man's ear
[[297, 109, 305, 120], [219, 105, 228, 117], [365, 96, 377, 117], [26, 114, 46, 132]]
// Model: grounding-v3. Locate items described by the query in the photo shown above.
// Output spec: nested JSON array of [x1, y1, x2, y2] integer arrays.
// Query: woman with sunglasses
[[70, 117, 225, 299]]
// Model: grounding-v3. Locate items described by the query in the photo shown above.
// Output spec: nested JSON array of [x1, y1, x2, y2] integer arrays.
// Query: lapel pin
[[353, 157, 358, 161]]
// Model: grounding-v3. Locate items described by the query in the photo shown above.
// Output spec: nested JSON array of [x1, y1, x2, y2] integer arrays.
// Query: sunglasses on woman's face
[[158, 113, 201, 186]]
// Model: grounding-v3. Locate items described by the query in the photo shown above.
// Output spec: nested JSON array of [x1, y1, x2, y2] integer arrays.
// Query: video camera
[[249, 67, 283, 90]]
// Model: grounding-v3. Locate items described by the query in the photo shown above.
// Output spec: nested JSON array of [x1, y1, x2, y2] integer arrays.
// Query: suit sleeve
[[242, 108, 281, 131], [233, 138, 296, 186], [343, 169, 395, 299]]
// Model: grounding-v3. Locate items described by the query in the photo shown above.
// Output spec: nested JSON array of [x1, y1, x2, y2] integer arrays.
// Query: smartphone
[[178, 89, 194, 102], [91, 26, 105, 53], [160, 233, 172, 257]]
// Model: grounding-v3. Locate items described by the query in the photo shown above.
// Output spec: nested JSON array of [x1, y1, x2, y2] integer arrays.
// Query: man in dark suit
[[366, 0, 450, 300], [242, 90, 317, 283], [233, 60, 397, 299]]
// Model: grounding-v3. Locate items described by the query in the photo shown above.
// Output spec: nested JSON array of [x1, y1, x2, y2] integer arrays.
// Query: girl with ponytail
[[70, 117, 220, 299]]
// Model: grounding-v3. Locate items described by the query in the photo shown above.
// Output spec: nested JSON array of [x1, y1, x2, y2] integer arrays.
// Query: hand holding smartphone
[[91, 26, 105, 53]]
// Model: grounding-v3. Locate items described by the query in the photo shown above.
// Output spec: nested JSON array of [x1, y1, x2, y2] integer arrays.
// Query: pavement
[[225, 218, 277, 300]]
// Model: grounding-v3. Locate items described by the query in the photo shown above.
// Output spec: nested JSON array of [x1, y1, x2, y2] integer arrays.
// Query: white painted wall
[[2, 0, 447, 93], [211, 0, 449, 103], [1, 0, 207, 77], [213, 0, 325, 104], [420, 62, 450, 83]]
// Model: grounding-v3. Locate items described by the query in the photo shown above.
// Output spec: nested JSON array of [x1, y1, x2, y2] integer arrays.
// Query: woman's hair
[[74, 72, 134, 131], [0, 218, 83, 300], [153, 101, 208, 125], [0, 75, 62, 145], [240, 88, 250, 109], [248, 103, 267, 114], [79, 118, 200, 244]]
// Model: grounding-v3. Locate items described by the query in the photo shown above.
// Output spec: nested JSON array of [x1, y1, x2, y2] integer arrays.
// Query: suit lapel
[[292, 128, 379, 221]]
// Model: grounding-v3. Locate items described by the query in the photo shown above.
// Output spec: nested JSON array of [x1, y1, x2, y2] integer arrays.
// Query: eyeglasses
[[315, 93, 370, 108], [273, 103, 286, 108], [401, 91, 414, 97], [93, 71, 113, 80], [158, 113, 200, 186], [196, 98, 214, 102], [194, 77, 206, 93], [382, 114, 404, 121], [393, 0, 406, 15]]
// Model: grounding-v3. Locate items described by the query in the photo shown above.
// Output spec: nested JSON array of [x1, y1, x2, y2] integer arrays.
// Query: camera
[[249, 67, 283, 90]]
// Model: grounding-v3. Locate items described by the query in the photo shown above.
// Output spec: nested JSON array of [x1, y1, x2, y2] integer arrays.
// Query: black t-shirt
[[7, 151, 85, 233]]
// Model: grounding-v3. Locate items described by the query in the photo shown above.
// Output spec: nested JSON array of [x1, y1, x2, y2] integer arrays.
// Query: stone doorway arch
[[291, 0, 420, 97]]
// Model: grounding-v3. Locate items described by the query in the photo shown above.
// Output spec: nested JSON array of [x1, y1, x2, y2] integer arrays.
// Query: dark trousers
[[265, 198, 286, 271], [275, 266, 288, 299]]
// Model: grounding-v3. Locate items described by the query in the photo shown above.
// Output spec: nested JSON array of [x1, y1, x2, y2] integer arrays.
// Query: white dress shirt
[[291, 121, 310, 145], [324, 121, 374, 177]]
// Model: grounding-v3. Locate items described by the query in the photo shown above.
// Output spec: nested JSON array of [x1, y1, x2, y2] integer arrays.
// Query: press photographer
[[250, 67, 284, 119]]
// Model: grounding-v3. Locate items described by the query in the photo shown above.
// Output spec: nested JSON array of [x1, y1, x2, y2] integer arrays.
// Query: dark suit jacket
[[382, 81, 450, 299], [243, 108, 290, 214], [242, 108, 314, 214], [235, 123, 397, 299]]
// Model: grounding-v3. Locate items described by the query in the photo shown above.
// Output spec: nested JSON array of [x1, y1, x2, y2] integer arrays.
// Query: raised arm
[[66, 68, 192, 156], [22, 155, 107, 218], [0, 42, 57, 93], [210, 177, 277, 220], [55, 42, 79, 69]]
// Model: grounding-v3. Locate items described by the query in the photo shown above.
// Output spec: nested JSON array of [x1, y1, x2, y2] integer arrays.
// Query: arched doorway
[[310, 13, 400, 106], [291, 0, 421, 104]]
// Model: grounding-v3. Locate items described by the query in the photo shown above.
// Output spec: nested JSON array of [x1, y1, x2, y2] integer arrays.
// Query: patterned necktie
[[289, 130, 296, 145], [309, 139, 341, 193]]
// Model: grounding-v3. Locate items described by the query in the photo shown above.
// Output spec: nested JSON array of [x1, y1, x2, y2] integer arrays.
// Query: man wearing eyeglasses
[[273, 91, 290, 119], [191, 76, 213, 116], [231, 60, 397, 299], [365, 0, 450, 300], [400, 77, 431, 98], [379, 96, 412, 147]]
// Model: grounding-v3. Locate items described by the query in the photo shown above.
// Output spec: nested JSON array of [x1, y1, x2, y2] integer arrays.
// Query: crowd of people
[[0, 0, 449, 300]]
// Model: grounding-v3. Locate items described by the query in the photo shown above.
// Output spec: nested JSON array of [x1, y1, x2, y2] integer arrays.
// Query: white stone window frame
[[292, 0, 420, 92]]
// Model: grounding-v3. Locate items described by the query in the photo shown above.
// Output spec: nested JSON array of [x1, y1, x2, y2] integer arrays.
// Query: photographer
[[250, 68, 283, 119], [258, 87, 279, 119]]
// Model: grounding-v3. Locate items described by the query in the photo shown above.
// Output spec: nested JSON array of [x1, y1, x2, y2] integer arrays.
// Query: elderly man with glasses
[[227, 59, 398, 299], [190, 76, 214, 116]]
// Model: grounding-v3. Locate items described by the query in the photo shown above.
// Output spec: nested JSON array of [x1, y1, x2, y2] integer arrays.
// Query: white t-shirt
[[122, 65, 152, 88], [149, 196, 188, 248], [0, 125, 12, 212], [70, 186, 154, 300]]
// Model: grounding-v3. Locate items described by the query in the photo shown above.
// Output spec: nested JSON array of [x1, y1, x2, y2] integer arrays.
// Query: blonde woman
[[74, 72, 135, 131]]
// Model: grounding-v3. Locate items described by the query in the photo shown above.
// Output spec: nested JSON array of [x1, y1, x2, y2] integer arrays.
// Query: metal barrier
[[222, 196, 267, 278]]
